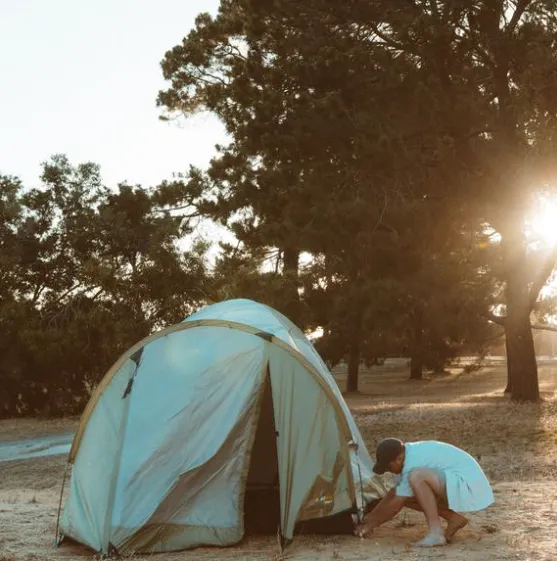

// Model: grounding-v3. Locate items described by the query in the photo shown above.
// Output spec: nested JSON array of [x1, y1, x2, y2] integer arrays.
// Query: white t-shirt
[[394, 441, 494, 512]]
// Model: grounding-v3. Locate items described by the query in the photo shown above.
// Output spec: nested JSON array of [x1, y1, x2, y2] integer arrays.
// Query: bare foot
[[413, 532, 447, 547], [445, 514, 468, 541]]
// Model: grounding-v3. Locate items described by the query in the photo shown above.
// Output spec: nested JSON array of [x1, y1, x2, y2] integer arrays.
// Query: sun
[[529, 196, 557, 248]]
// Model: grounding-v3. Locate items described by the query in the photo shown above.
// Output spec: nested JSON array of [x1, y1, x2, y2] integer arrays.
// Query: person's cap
[[373, 438, 404, 474]]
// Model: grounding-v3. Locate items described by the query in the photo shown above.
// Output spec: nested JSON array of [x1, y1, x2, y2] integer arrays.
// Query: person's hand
[[354, 521, 373, 539]]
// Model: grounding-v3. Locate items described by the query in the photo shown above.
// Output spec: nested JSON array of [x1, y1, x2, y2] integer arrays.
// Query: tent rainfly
[[58, 299, 387, 555]]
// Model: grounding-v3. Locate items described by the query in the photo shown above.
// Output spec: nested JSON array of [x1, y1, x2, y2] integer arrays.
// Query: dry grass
[[345, 364, 557, 485], [1, 362, 557, 560]]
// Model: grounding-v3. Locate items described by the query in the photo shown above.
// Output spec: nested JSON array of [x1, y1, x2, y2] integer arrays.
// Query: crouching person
[[355, 438, 494, 547]]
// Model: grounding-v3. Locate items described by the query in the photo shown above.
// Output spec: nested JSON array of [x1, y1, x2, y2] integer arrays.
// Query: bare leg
[[404, 499, 468, 540], [408, 468, 447, 546]]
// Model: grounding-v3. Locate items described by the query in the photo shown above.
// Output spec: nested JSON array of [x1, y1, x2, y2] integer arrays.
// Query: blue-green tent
[[59, 299, 387, 555]]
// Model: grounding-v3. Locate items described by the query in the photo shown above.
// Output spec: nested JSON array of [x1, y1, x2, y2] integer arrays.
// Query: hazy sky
[[0, 0, 226, 188]]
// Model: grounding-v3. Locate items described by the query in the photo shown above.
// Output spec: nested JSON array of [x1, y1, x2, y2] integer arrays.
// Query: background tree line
[[2, 0, 557, 416], [0, 157, 208, 416]]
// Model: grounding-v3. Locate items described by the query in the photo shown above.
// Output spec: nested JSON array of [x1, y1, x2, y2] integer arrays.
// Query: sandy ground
[[2, 362, 557, 561]]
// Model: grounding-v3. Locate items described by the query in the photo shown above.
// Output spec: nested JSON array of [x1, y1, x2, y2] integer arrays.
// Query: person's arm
[[354, 488, 408, 538]]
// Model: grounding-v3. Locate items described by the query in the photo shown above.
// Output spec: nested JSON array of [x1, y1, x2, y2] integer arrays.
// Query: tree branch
[[485, 311, 506, 326], [531, 322, 557, 334], [90, 287, 105, 302], [156, 205, 201, 217], [429, 0, 440, 19], [457, 23, 495, 69], [32, 283, 46, 304], [486, 314, 557, 334], [507, 0, 531, 35], [370, 197, 389, 237], [52, 282, 83, 305], [528, 245, 557, 310], [370, 23, 420, 56], [194, 70, 228, 87], [223, 42, 247, 61]]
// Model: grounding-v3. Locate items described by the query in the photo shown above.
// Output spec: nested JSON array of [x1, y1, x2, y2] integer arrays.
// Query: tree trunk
[[501, 224, 540, 402], [410, 353, 423, 380], [409, 307, 424, 380], [346, 335, 361, 393], [505, 288, 539, 402], [282, 247, 300, 323], [488, 25, 539, 400], [346, 296, 363, 392], [503, 329, 513, 394]]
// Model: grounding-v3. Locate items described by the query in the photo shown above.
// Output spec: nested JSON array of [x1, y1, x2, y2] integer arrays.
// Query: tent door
[[242, 362, 360, 539], [243, 369, 281, 534]]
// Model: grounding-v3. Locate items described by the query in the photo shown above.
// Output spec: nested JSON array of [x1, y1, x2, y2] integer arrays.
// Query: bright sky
[[0, 0, 226, 188]]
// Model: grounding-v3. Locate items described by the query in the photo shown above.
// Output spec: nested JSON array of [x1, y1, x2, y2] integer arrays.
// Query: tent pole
[[349, 440, 366, 522], [54, 462, 70, 546]]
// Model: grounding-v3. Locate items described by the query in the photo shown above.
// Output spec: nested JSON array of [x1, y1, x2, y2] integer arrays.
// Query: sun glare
[[530, 196, 557, 248]]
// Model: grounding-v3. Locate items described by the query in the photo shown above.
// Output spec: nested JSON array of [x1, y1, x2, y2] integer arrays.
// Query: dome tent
[[58, 299, 387, 555]]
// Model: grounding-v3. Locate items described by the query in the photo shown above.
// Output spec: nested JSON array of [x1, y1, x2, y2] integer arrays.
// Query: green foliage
[[0, 156, 209, 417], [158, 0, 557, 397], [4, 1, 557, 414]]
